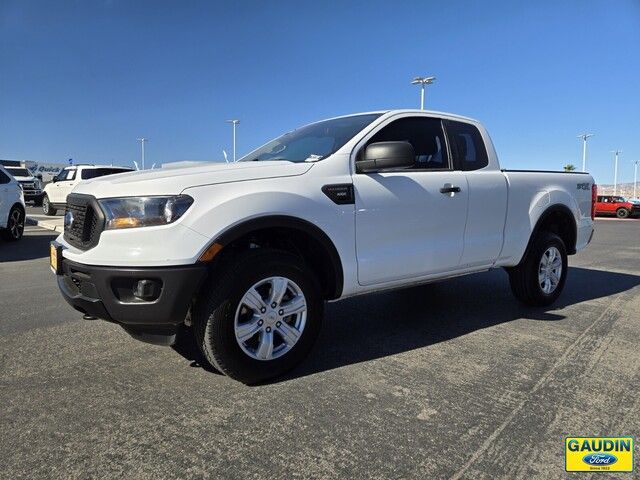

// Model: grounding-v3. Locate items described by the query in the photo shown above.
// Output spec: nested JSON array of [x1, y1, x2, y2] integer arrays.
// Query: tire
[[193, 249, 323, 384], [1, 205, 25, 241], [508, 231, 568, 306], [42, 194, 57, 216], [616, 208, 629, 219]]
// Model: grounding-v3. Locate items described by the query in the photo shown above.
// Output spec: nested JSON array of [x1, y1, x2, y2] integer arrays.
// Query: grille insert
[[63, 194, 105, 250]]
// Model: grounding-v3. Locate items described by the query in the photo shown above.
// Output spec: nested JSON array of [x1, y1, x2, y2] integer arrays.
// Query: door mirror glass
[[357, 141, 415, 173]]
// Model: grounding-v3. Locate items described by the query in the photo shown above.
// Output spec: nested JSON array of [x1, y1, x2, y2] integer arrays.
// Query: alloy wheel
[[234, 276, 307, 361], [538, 246, 562, 294]]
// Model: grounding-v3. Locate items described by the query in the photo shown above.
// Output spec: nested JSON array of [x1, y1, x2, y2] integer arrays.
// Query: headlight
[[99, 195, 193, 230]]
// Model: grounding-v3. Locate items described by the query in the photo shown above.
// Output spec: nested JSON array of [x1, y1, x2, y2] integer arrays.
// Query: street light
[[633, 160, 639, 200], [136, 138, 148, 170], [577, 133, 594, 172], [226, 120, 240, 162], [411, 76, 436, 110], [611, 150, 622, 195]]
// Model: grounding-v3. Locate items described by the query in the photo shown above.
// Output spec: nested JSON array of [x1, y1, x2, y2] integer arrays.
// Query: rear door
[[353, 115, 468, 285], [444, 120, 508, 267]]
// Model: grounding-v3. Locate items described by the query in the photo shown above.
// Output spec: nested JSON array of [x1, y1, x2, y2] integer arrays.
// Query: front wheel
[[1, 206, 25, 241], [508, 232, 568, 306], [193, 249, 323, 384], [42, 194, 57, 216], [616, 208, 629, 219]]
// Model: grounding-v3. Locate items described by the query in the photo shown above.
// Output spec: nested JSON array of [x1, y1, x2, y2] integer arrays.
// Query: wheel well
[[532, 205, 577, 255], [208, 218, 344, 300]]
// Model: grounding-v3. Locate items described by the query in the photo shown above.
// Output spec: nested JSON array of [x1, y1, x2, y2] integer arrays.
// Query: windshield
[[239, 113, 382, 163], [613, 196, 626, 202], [6, 167, 32, 177]]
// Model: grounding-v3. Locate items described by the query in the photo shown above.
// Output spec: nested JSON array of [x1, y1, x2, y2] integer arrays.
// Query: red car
[[595, 195, 640, 219]]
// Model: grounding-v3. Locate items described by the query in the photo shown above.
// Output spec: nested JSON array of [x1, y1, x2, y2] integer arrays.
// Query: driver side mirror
[[356, 141, 415, 173]]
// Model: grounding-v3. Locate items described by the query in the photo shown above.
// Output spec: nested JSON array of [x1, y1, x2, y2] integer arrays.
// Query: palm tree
[[564, 164, 576, 172]]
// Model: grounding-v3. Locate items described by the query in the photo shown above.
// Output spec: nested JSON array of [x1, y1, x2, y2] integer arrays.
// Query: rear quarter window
[[444, 120, 489, 171]]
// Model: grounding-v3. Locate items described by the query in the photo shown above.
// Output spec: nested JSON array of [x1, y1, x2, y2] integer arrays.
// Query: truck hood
[[72, 161, 314, 198]]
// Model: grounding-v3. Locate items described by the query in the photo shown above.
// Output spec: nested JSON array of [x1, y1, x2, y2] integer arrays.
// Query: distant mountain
[[597, 182, 638, 198]]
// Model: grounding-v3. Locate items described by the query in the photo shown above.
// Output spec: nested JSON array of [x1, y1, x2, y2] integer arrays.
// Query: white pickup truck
[[51, 110, 596, 383]]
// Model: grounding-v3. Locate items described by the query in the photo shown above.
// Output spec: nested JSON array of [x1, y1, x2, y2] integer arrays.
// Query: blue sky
[[1, 0, 639, 184]]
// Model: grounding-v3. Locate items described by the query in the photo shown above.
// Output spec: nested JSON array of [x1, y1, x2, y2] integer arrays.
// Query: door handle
[[440, 185, 461, 194]]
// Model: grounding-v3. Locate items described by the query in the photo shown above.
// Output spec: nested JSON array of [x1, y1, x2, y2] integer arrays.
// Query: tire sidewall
[[197, 251, 323, 383], [42, 195, 52, 215], [525, 232, 568, 305]]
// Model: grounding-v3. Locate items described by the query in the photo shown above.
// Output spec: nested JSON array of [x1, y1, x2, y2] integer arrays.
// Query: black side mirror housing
[[356, 141, 415, 173]]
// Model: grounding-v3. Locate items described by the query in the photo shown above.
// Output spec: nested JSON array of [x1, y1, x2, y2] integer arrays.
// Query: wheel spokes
[[256, 329, 274, 360], [281, 296, 306, 316], [243, 287, 267, 313], [236, 315, 262, 342], [276, 321, 301, 346], [269, 277, 288, 306]]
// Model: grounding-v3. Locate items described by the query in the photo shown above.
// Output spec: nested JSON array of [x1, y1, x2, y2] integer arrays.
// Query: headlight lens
[[99, 195, 193, 230]]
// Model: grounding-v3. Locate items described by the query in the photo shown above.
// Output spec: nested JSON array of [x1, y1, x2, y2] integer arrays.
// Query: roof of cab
[[325, 109, 480, 124]]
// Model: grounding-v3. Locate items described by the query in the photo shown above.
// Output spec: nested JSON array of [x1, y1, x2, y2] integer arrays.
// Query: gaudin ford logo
[[566, 437, 633, 472], [64, 211, 74, 230], [577, 182, 591, 190]]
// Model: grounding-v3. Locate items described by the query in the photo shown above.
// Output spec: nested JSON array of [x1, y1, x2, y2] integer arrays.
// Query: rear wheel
[[508, 232, 568, 306], [42, 194, 57, 216], [193, 249, 323, 384], [616, 208, 629, 219], [1, 206, 25, 241]]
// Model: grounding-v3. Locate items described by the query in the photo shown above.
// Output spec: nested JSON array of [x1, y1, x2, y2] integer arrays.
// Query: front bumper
[[24, 191, 43, 200], [55, 246, 207, 336]]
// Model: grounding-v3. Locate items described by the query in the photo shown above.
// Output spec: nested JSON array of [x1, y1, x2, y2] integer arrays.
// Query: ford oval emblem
[[64, 211, 74, 230], [582, 453, 617, 466]]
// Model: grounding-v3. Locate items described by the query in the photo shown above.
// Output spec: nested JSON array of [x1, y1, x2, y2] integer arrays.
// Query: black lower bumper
[[56, 254, 208, 337], [24, 192, 43, 201]]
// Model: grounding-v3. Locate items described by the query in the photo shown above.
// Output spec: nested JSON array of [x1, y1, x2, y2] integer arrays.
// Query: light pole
[[226, 120, 240, 161], [411, 76, 436, 110], [136, 138, 148, 170], [577, 133, 594, 171], [633, 160, 639, 200], [611, 150, 621, 195]]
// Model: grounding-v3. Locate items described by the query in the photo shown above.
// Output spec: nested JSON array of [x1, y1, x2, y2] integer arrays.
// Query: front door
[[353, 115, 469, 286], [49, 168, 76, 203]]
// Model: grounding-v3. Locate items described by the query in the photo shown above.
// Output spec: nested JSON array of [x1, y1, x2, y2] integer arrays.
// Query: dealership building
[[1, 159, 70, 182]]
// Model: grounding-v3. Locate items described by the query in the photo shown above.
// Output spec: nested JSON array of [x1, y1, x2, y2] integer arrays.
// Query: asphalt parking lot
[[1, 219, 639, 479]]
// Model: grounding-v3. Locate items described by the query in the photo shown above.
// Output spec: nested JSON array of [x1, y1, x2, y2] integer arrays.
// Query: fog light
[[133, 279, 161, 301]]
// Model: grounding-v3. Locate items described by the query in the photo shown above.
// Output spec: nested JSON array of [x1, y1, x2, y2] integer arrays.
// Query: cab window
[[365, 117, 449, 170]]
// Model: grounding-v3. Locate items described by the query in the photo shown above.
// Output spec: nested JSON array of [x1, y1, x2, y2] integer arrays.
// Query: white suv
[[0, 165, 26, 241], [42, 165, 132, 215]]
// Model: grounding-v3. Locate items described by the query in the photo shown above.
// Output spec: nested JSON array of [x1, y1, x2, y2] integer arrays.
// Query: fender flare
[[522, 204, 577, 262], [213, 215, 344, 299]]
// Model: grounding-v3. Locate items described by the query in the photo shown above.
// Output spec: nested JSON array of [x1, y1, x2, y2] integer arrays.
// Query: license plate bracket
[[50, 243, 63, 275]]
